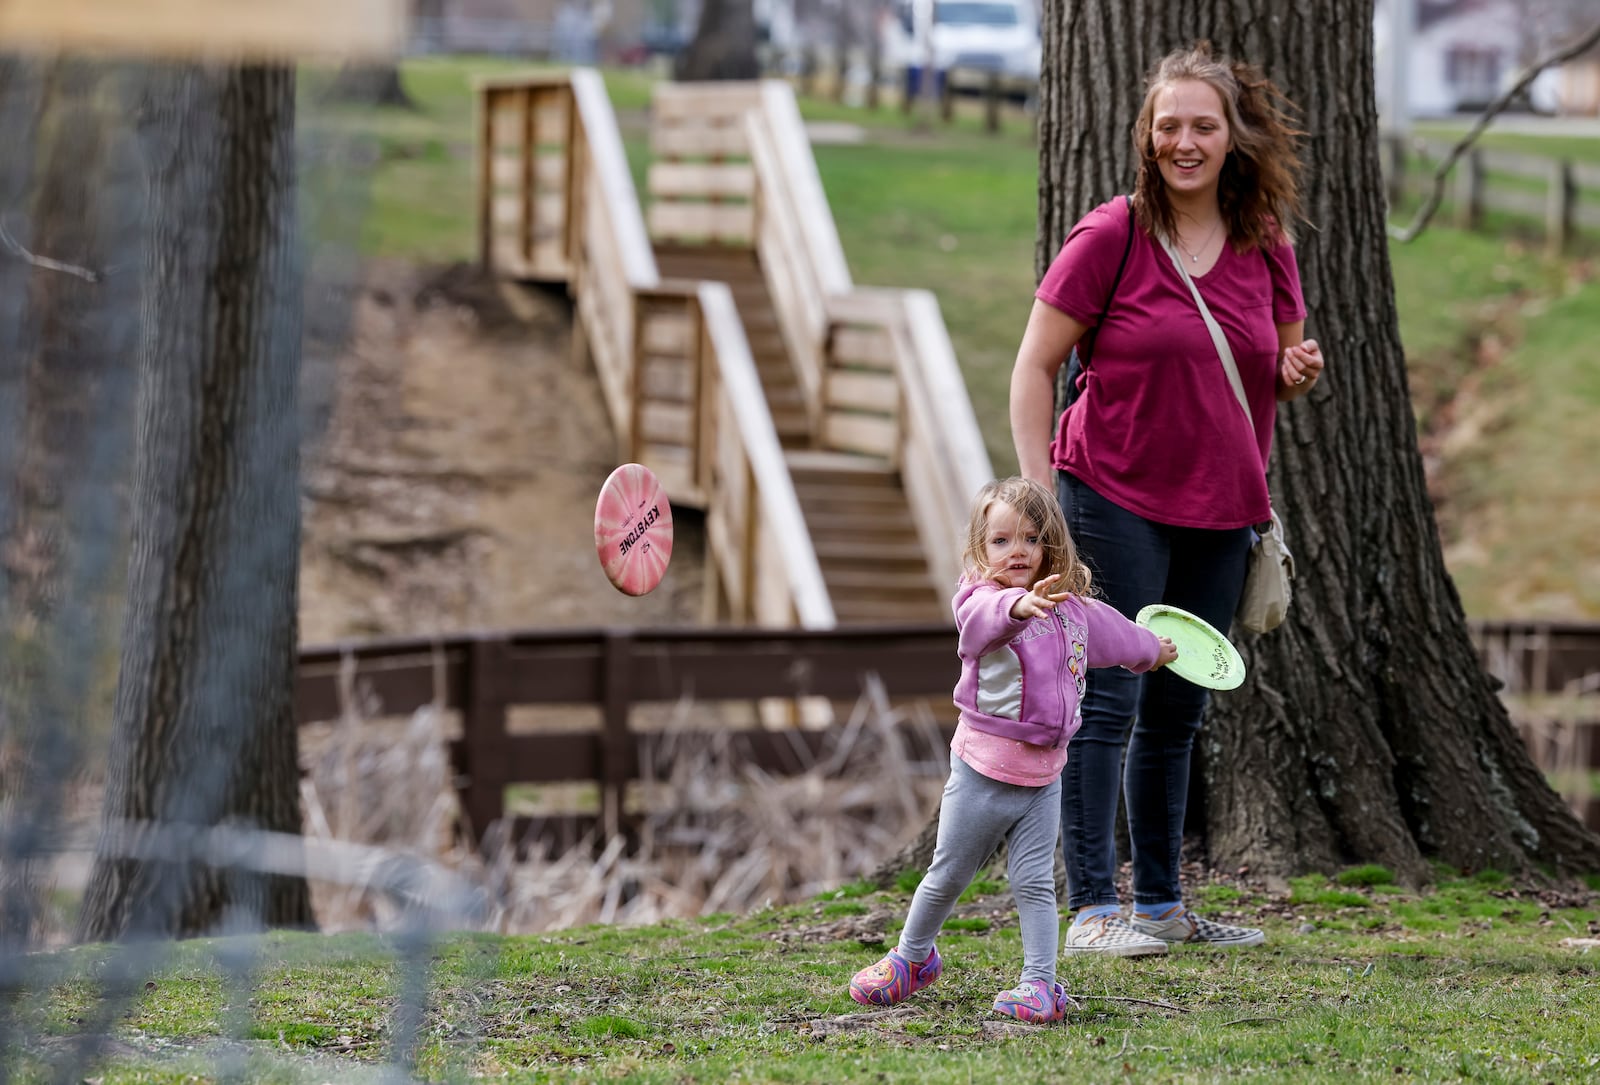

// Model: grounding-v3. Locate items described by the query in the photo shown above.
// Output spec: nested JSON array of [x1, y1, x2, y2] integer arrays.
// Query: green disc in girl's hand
[[1136, 604, 1247, 691]]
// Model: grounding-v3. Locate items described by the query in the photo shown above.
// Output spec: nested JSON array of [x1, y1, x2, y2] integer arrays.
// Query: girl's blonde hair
[[1131, 41, 1306, 253], [962, 477, 1093, 596]]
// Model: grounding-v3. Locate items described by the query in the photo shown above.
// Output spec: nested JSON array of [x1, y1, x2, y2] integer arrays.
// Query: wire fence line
[[0, 52, 460, 1082], [0, 690, 944, 1080], [1, 63, 949, 1039], [0, 44, 958, 1077]]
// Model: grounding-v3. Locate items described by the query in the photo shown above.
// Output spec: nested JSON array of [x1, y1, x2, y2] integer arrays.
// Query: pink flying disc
[[594, 463, 673, 596]]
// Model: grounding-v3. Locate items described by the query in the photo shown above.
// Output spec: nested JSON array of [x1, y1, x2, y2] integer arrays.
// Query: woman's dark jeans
[[1056, 471, 1253, 909]]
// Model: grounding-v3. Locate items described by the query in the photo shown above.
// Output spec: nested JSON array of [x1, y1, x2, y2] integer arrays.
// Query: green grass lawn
[[318, 56, 1600, 619], [1412, 121, 1600, 168], [12, 869, 1598, 1083]]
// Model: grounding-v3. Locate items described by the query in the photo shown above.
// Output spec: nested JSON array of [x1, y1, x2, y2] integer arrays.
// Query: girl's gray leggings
[[897, 754, 1062, 986]]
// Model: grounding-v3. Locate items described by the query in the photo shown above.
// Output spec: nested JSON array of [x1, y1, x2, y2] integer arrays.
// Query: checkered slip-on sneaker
[[992, 978, 1076, 1023], [1060, 913, 1170, 957], [848, 945, 943, 1006], [1130, 906, 1265, 947]]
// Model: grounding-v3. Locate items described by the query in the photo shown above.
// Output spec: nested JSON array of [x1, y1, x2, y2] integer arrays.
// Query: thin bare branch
[[0, 217, 103, 282], [1388, 19, 1600, 243]]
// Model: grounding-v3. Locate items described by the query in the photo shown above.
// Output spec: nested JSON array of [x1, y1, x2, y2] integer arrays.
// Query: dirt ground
[[298, 261, 705, 645]]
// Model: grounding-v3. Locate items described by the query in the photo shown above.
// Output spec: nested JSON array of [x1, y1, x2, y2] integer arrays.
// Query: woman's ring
[[1294, 375, 1308, 385]]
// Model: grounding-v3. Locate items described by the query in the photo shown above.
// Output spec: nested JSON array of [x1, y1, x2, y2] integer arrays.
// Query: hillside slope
[[298, 262, 704, 645]]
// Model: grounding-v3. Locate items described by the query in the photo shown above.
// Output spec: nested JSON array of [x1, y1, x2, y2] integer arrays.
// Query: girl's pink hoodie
[[952, 580, 1163, 751]]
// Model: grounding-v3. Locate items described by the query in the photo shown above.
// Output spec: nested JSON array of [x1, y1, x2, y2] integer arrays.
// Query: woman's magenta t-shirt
[[1036, 198, 1306, 529]]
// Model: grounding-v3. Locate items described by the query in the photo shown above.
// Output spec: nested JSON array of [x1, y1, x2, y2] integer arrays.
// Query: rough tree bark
[[76, 63, 314, 940], [0, 59, 141, 947], [675, 0, 761, 81], [877, 0, 1600, 889], [1032, 0, 1600, 884]]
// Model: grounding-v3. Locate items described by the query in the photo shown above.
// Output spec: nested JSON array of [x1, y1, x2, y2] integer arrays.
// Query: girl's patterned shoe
[[848, 945, 943, 1006], [992, 978, 1075, 1023]]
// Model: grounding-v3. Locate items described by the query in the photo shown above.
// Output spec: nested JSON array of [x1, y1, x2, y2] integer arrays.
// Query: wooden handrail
[[743, 114, 828, 423], [901, 289, 995, 502], [757, 82, 853, 295], [568, 69, 657, 289], [697, 281, 834, 627]]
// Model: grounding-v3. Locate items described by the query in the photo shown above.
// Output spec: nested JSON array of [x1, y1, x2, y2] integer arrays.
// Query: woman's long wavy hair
[[1131, 41, 1307, 253], [961, 477, 1093, 597]]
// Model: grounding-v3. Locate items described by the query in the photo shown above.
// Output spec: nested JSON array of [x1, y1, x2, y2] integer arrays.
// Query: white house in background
[[1375, 0, 1600, 118], [1375, 0, 1524, 118]]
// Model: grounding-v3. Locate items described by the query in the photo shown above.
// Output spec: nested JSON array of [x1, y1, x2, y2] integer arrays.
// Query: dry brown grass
[[1509, 692, 1600, 818], [299, 679, 948, 934]]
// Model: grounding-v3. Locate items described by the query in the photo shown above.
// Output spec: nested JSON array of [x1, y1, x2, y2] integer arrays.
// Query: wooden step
[[740, 307, 780, 332], [653, 267, 762, 291], [794, 491, 915, 522], [815, 538, 927, 564], [787, 449, 895, 478], [764, 384, 808, 409], [832, 598, 949, 624], [771, 410, 811, 440], [753, 363, 798, 387], [820, 567, 939, 593], [745, 329, 788, 355], [792, 483, 908, 509], [792, 473, 901, 497], [805, 512, 921, 541], [654, 244, 759, 278]]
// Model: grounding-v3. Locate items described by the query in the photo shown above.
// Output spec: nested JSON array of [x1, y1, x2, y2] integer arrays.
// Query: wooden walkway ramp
[[477, 71, 993, 628]]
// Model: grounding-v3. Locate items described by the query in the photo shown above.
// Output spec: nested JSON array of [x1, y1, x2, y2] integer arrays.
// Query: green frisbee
[[1135, 604, 1247, 691]]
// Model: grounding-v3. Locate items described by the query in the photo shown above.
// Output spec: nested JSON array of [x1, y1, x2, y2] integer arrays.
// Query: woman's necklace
[[1175, 217, 1224, 264]]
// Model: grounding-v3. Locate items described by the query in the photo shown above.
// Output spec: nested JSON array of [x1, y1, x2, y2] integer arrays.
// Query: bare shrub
[[299, 677, 948, 933]]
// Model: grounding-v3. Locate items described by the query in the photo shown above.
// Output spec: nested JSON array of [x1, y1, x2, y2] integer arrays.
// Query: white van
[[882, 0, 1041, 90]]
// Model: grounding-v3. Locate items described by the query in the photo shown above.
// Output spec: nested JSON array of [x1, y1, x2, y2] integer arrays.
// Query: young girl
[[848, 477, 1176, 1023]]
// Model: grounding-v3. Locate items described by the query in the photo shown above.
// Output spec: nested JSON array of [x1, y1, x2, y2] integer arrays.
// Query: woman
[[1008, 42, 1325, 956]]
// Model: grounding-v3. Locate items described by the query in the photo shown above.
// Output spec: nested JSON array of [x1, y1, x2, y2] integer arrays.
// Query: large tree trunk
[[1033, 0, 1600, 883], [0, 58, 141, 946], [76, 63, 314, 940], [675, 0, 760, 81]]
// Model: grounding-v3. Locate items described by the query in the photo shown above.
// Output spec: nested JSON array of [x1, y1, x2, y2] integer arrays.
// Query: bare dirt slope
[[298, 262, 704, 645]]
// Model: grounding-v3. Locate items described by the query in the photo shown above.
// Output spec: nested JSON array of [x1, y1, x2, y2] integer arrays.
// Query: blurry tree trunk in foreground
[[879, 0, 1600, 889], [675, 0, 760, 80], [0, 58, 141, 946], [77, 63, 314, 941]]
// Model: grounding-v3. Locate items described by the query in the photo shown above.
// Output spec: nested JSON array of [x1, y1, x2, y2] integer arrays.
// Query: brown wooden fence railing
[[297, 624, 961, 843], [295, 618, 1600, 843], [1383, 135, 1600, 253]]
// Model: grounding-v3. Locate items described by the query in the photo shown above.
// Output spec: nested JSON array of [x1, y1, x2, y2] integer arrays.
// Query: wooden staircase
[[654, 247, 944, 623], [788, 452, 947, 624], [654, 244, 810, 450], [477, 72, 992, 630]]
